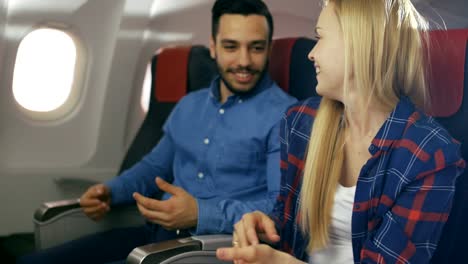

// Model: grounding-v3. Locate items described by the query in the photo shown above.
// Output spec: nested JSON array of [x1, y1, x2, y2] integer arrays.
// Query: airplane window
[[141, 63, 152, 113], [13, 28, 77, 113]]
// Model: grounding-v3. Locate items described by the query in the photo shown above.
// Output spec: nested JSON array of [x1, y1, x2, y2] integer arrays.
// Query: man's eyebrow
[[249, 40, 267, 45], [220, 39, 267, 46], [220, 39, 238, 44]]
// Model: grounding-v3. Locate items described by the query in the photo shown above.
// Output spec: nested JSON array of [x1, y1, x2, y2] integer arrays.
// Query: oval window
[[13, 28, 77, 113], [141, 62, 152, 113]]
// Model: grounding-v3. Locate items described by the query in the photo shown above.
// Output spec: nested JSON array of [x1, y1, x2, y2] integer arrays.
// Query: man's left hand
[[133, 177, 198, 230]]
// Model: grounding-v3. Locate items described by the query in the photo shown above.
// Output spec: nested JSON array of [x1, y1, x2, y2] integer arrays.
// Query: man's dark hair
[[211, 0, 274, 42]]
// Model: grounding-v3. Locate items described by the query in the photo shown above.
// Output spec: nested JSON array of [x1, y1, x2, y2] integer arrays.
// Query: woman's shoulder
[[399, 110, 463, 165], [282, 97, 321, 134], [284, 97, 321, 120]]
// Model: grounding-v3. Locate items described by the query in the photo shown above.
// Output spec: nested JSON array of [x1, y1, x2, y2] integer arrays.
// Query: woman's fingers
[[216, 244, 281, 264], [234, 220, 250, 247]]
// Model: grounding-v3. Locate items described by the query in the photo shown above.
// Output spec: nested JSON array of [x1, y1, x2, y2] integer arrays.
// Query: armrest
[[34, 199, 81, 222], [34, 199, 145, 250], [127, 234, 232, 264]]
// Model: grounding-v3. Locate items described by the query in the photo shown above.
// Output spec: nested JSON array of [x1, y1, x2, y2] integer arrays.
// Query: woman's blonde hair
[[299, 0, 430, 252]]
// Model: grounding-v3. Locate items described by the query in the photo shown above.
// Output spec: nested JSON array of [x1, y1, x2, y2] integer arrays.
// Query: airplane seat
[[126, 37, 319, 264], [268, 37, 318, 100], [120, 45, 217, 172], [33, 45, 217, 250], [429, 29, 468, 264]]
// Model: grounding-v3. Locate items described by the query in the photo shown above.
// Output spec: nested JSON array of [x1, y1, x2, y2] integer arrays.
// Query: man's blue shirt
[[106, 73, 296, 234]]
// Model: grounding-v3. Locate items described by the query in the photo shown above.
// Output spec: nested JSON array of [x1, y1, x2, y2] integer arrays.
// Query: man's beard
[[217, 62, 269, 96]]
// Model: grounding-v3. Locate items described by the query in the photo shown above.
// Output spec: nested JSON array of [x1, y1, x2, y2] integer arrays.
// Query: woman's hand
[[216, 244, 303, 264], [233, 211, 280, 247]]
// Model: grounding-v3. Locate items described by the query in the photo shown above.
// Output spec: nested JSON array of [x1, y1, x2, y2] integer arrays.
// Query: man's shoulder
[[176, 88, 211, 106], [258, 83, 297, 107], [164, 88, 212, 123], [244, 84, 296, 122]]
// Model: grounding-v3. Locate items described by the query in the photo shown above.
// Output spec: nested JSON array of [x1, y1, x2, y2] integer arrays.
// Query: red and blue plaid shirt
[[271, 96, 465, 263]]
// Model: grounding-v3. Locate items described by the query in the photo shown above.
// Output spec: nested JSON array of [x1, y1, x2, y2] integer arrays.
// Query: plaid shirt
[[271, 97, 465, 263]]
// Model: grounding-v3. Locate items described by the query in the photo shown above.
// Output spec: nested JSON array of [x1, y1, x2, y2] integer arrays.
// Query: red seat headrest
[[269, 37, 318, 100], [428, 29, 468, 117], [154, 46, 191, 102], [268, 38, 299, 93]]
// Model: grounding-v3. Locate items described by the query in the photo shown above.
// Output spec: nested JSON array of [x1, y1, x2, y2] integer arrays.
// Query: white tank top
[[308, 184, 356, 264]]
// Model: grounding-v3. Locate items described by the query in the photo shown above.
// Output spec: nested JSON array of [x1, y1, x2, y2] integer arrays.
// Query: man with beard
[[17, 0, 296, 263]]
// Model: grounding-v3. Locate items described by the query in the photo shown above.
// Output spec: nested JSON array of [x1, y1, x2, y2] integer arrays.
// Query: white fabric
[[308, 184, 356, 264]]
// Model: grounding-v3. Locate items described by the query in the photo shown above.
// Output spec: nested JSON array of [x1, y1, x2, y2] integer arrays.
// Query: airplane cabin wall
[[416, 0, 468, 29], [0, 0, 155, 235], [0, 0, 7, 65]]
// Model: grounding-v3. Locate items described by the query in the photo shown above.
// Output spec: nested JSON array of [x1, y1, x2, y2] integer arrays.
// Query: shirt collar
[[209, 73, 274, 104], [370, 96, 418, 155]]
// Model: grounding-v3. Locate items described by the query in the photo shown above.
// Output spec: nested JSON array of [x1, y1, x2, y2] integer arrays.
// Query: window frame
[[12, 24, 87, 121]]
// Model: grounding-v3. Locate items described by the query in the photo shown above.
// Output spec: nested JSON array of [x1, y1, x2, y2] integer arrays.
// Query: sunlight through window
[[141, 63, 152, 113], [13, 28, 77, 112]]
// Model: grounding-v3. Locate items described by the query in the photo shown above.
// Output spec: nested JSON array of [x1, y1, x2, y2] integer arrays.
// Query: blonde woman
[[216, 0, 465, 263]]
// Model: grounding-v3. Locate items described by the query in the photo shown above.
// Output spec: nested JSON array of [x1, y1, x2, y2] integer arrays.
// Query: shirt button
[[197, 172, 204, 179], [238, 99, 243, 103], [219, 109, 225, 114], [204, 138, 210, 145], [354, 204, 361, 210]]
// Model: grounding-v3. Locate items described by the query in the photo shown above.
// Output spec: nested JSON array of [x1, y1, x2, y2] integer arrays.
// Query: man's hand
[[133, 177, 198, 230], [79, 184, 111, 221]]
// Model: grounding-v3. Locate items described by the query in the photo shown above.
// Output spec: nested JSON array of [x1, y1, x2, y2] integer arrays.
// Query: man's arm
[[195, 122, 282, 235], [105, 95, 189, 206], [105, 134, 176, 205]]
